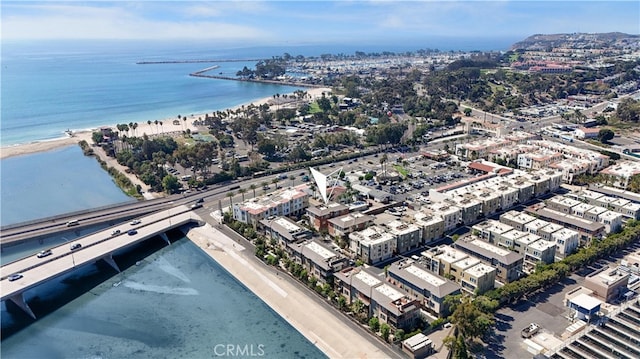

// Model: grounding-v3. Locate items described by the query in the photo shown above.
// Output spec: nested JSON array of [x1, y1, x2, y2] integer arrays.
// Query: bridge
[[0, 204, 205, 319], [0, 182, 238, 249]]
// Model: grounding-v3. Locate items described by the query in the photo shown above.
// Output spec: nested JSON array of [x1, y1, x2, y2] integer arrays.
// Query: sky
[[2, 1, 639, 45]]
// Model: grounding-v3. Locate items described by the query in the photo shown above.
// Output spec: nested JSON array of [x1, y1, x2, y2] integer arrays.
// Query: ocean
[[0, 38, 514, 358]]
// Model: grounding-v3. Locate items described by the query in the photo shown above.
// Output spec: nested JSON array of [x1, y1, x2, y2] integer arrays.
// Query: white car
[[129, 220, 141, 225]]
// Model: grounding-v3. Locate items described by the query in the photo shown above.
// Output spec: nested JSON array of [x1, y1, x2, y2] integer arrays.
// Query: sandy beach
[[188, 223, 397, 358], [0, 87, 330, 160]]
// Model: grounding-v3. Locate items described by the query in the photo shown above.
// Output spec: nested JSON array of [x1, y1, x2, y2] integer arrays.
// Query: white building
[[349, 225, 396, 264], [550, 228, 580, 259]]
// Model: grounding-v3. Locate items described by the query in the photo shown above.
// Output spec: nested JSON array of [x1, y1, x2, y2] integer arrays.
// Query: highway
[[1, 205, 201, 304]]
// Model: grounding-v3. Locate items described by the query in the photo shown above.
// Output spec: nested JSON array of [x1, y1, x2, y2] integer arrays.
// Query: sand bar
[[0, 87, 330, 160], [187, 223, 397, 358]]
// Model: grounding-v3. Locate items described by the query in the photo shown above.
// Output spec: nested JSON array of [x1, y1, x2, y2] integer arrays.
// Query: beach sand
[[0, 87, 330, 160], [188, 223, 396, 358]]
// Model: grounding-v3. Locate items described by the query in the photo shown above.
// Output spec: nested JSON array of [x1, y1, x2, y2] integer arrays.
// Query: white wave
[[122, 281, 198, 295], [155, 256, 191, 283]]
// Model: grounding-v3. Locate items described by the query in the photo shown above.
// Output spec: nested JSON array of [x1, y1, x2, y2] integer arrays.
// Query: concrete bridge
[[0, 205, 204, 319]]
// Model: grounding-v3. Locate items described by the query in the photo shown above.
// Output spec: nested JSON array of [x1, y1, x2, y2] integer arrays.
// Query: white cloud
[[2, 3, 271, 40]]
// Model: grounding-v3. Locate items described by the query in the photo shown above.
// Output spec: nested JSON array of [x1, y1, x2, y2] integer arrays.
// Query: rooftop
[[465, 263, 496, 277]]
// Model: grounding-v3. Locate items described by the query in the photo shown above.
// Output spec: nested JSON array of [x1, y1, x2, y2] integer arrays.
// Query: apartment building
[[370, 284, 420, 330], [455, 238, 523, 283], [349, 225, 396, 264], [599, 160, 640, 189], [550, 228, 580, 259], [288, 240, 348, 284], [387, 259, 461, 317], [528, 206, 605, 241], [233, 187, 309, 226], [327, 212, 374, 238], [260, 216, 312, 248], [306, 201, 349, 232], [523, 239, 557, 272], [424, 202, 462, 231], [421, 245, 469, 277], [383, 220, 422, 254], [472, 220, 515, 243], [412, 212, 445, 244], [459, 262, 496, 295], [500, 210, 537, 231]]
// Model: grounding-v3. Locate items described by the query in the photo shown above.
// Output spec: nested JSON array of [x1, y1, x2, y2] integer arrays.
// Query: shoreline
[[187, 223, 396, 358], [0, 87, 330, 161]]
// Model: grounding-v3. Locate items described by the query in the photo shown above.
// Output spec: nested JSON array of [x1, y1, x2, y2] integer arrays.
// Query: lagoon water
[[1, 237, 326, 359], [0, 145, 134, 226], [1, 38, 513, 357]]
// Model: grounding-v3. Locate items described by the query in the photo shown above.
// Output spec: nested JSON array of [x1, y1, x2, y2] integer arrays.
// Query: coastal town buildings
[[233, 187, 308, 226], [327, 212, 375, 238], [260, 216, 312, 248], [306, 201, 349, 232], [288, 240, 348, 284], [599, 161, 640, 189], [454, 238, 523, 283], [386, 259, 461, 316], [349, 225, 396, 264]]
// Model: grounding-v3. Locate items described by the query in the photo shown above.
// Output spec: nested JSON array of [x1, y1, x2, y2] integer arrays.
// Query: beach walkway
[[187, 223, 400, 359]]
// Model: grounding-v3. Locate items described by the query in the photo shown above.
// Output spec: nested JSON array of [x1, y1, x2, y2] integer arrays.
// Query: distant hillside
[[510, 32, 639, 51]]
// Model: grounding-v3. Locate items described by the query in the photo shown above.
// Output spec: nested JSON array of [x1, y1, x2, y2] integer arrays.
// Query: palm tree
[[289, 175, 296, 187], [132, 122, 138, 137], [159, 121, 164, 135], [147, 120, 152, 135], [380, 153, 388, 179], [129, 122, 134, 136], [272, 177, 280, 188], [226, 191, 235, 210], [154, 120, 159, 134], [238, 187, 247, 201], [261, 181, 268, 190], [250, 183, 257, 198]]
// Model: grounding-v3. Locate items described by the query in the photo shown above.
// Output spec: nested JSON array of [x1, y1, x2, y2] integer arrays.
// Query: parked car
[[37, 249, 53, 258], [8, 273, 23, 282], [70, 243, 82, 251]]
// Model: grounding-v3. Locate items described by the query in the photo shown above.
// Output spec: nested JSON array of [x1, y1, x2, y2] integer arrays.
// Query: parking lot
[[486, 248, 634, 359]]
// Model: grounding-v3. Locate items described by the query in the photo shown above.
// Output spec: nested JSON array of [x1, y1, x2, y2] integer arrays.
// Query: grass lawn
[[308, 102, 322, 114], [393, 164, 409, 178]]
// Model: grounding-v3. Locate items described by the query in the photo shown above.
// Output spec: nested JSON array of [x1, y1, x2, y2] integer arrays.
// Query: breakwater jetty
[[188, 72, 324, 88], [136, 59, 263, 64]]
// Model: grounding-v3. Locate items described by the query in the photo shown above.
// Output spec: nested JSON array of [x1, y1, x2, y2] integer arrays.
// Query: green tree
[[250, 183, 257, 198], [369, 317, 380, 332], [380, 323, 391, 342], [598, 128, 614, 143], [337, 296, 347, 311], [463, 108, 472, 116], [450, 297, 494, 341], [161, 175, 180, 194]]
